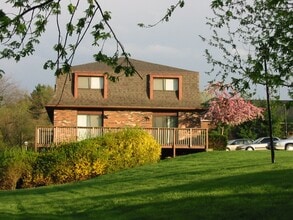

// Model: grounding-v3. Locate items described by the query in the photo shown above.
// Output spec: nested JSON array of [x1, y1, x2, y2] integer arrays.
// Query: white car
[[236, 137, 280, 151], [226, 139, 253, 151], [272, 137, 293, 151]]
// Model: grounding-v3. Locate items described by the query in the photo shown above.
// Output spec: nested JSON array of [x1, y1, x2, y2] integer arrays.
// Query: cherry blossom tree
[[204, 82, 264, 135]]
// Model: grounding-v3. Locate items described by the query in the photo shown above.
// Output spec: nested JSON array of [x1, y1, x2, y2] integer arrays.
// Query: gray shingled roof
[[46, 58, 202, 110]]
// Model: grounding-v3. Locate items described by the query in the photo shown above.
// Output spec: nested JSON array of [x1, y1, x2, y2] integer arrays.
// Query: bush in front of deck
[[51, 140, 107, 183], [97, 128, 161, 173], [30, 139, 108, 185], [0, 128, 161, 189], [0, 148, 37, 190], [208, 134, 227, 151]]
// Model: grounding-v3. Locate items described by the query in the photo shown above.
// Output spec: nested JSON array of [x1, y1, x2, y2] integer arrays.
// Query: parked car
[[236, 137, 280, 151], [268, 137, 293, 151], [226, 139, 253, 151]]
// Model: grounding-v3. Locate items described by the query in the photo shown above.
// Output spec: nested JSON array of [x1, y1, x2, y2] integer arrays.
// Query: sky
[[0, 0, 291, 99]]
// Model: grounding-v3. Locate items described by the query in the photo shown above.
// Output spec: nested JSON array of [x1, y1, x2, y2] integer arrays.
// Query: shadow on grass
[[1, 168, 292, 219]]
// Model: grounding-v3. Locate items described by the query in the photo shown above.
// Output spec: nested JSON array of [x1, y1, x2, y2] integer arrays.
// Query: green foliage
[[1, 151, 292, 219], [30, 140, 106, 186], [0, 99, 35, 147], [0, 76, 53, 146], [29, 84, 54, 120], [203, 0, 292, 97], [208, 133, 227, 151], [229, 100, 288, 139], [96, 128, 161, 173], [138, 0, 185, 28], [0, 148, 37, 190], [0, 1, 138, 79], [232, 120, 262, 140], [0, 128, 161, 189]]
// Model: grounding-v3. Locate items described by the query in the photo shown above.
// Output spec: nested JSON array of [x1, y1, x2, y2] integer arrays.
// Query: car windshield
[[252, 138, 263, 144], [227, 140, 235, 144]]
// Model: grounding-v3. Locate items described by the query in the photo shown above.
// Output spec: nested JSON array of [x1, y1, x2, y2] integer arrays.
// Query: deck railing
[[35, 127, 208, 151]]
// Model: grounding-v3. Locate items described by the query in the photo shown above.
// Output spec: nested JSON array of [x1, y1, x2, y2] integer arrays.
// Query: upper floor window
[[74, 72, 108, 98], [149, 74, 182, 100], [154, 78, 178, 91], [78, 76, 104, 89]]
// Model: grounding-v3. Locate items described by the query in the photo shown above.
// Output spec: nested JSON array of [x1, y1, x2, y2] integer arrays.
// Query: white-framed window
[[77, 114, 102, 127], [154, 78, 178, 91], [77, 114, 102, 140], [78, 76, 104, 89]]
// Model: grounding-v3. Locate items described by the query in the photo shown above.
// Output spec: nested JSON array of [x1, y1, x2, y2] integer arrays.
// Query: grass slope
[[0, 151, 292, 220]]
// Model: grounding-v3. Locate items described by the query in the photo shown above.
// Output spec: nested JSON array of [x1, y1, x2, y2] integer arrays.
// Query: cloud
[[0, 0, 290, 99]]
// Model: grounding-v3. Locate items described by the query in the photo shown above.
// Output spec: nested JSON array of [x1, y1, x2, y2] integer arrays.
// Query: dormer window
[[149, 74, 182, 100], [154, 78, 178, 91], [78, 76, 104, 89], [73, 72, 108, 98]]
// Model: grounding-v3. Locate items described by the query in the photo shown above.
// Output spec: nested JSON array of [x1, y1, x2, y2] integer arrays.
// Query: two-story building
[[37, 58, 209, 154]]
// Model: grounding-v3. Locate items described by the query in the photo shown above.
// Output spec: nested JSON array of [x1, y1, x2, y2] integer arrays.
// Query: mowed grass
[[0, 151, 292, 220]]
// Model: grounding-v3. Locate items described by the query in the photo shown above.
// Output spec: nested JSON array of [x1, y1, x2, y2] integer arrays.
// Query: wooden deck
[[35, 127, 208, 155]]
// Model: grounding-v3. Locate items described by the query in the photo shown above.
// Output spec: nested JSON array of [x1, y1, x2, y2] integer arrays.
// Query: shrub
[[208, 134, 227, 151], [31, 139, 108, 185], [32, 150, 63, 186], [0, 128, 161, 189], [58, 140, 106, 180], [97, 128, 161, 173], [0, 148, 37, 190]]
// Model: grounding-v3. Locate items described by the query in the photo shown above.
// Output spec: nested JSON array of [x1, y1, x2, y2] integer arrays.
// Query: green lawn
[[0, 151, 292, 220]]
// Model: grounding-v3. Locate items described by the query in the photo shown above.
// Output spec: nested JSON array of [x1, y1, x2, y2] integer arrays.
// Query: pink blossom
[[204, 82, 264, 126]]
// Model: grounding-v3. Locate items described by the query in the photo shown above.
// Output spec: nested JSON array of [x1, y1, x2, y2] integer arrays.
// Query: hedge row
[[0, 128, 161, 190], [208, 134, 227, 151]]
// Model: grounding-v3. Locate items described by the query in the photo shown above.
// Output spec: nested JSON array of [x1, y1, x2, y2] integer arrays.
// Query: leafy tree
[[0, 75, 24, 107], [201, 0, 292, 97], [0, 1, 155, 80], [231, 100, 284, 139], [0, 98, 34, 147], [0, 77, 47, 147], [204, 82, 264, 135], [29, 84, 54, 121], [0, 1, 186, 81], [201, 0, 292, 163]]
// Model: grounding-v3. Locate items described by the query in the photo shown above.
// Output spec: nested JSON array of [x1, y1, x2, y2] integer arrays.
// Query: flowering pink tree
[[204, 82, 264, 134]]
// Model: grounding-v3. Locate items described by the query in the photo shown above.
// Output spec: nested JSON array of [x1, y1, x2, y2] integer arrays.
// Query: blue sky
[[0, 0, 291, 99]]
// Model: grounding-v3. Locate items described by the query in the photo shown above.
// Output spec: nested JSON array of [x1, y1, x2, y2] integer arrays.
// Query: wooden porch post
[[205, 128, 209, 152], [172, 128, 176, 157], [34, 127, 38, 152]]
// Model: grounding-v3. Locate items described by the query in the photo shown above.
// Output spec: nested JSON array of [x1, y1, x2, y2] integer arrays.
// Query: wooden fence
[[35, 127, 208, 153]]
